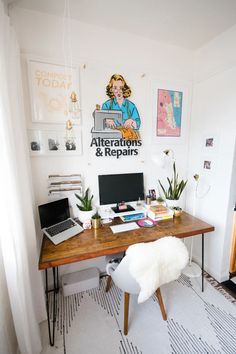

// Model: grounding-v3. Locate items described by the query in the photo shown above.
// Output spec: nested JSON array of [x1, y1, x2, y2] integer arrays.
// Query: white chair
[[106, 236, 189, 335], [105, 252, 125, 292]]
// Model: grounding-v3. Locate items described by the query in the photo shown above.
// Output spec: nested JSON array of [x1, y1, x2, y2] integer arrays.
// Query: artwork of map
[[156, 89, 183, 137]]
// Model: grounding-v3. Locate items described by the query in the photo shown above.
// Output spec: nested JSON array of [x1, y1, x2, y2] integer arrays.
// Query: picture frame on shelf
[[28, 126, 82, 156], [28, 129, 45, 156], [151, 80, 191, 145], [27, 57, 81, 123]]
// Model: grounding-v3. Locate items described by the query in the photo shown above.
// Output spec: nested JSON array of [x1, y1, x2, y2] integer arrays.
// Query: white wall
[[10, 6, 236, 284], [186, 25, 236, 282], [10, 6, 194, 274]]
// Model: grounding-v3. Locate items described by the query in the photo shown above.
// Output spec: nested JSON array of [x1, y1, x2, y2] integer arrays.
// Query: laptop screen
[[38, 198, 70, 228]]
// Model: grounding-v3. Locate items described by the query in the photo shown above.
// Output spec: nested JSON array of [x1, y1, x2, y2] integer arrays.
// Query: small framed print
[[28, 57, 81, 123], [28, 129, 45, 156], [202, 135, 218, 153], [205, 138, 214, 147], [28, 126, 82, 156], [149, 189, 156, 200], [203, 160, 212, 170]]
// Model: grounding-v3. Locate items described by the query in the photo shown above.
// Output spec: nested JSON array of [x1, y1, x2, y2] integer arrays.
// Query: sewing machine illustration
[[91, 110, 123, 139]]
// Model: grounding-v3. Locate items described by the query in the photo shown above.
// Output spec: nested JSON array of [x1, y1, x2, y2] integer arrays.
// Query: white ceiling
[[9, 0, 236, 50]]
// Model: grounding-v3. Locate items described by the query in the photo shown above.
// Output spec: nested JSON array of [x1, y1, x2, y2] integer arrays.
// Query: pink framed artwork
[[156, 89, 183, 137]]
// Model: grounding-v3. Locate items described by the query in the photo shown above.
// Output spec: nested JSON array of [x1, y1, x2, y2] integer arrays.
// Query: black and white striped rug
[[41, 274, 236, 354]]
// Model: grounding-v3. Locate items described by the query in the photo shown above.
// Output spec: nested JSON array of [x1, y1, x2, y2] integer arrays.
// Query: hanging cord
[[62, 0, 74, 116]]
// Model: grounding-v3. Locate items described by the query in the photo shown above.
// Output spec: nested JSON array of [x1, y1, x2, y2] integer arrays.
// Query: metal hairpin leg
[[202, 233, 204, 292], [45, 267, 59, 346]]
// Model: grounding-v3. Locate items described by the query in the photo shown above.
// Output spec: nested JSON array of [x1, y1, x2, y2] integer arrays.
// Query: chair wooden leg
[[155, 288, 167, 320], [105, 275, 112, 292], [124, 292, 130, 335]]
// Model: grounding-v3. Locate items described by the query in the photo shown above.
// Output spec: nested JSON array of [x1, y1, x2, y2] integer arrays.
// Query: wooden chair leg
[[124, 292, 130, 335], [155, 288, 167, 320], [105, 275, 112, 292]]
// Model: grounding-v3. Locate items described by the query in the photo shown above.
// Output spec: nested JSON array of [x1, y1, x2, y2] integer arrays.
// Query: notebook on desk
[[38, 198, 83, 245]]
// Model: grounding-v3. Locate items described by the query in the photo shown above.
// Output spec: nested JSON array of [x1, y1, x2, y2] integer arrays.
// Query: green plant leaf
[[75, 188, 94, 211], [158, 162, 187, 200]]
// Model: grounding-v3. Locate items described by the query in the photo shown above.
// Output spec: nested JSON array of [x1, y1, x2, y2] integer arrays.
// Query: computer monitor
[[98, 173, 144, 213]]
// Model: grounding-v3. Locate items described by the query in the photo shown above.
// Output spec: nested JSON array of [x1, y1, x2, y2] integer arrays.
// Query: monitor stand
[[111, 204, 135, 214]]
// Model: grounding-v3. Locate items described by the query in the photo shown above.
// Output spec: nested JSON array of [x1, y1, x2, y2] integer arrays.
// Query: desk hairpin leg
[[45, 267, 59, 346], [202, 233, 204, 292]]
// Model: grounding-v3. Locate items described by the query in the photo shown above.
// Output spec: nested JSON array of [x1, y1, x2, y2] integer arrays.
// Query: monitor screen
[[98, 173, 144, 206], [38, 198, 70, 228]]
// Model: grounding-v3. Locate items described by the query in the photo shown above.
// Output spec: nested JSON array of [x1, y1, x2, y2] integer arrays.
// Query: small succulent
[[157, 196, 165, 203], [92, 212, 101, 219]]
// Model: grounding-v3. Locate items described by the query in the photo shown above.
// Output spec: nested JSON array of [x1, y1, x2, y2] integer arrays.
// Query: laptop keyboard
[[46, 219, 76, 237]]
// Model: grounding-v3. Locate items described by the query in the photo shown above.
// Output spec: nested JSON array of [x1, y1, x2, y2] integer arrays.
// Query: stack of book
[[147, 205, 174, 221]]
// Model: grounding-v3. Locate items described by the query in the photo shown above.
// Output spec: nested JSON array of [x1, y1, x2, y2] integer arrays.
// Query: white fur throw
[[126, 236, 189, 303]]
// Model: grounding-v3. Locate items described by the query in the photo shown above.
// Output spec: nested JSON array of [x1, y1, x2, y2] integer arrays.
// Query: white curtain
[[0, 2, 46, 353]]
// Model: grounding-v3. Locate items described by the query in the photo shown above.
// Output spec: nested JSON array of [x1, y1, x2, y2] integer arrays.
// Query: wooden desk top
[[38, 212, 214, 270]]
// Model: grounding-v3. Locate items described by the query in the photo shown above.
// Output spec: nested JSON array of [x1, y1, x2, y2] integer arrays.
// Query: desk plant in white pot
[[158, 162, 187, 209], [75, 188, 96, 223]]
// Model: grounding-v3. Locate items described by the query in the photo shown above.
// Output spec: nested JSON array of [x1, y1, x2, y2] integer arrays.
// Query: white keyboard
[[110, 222, 140, 234]]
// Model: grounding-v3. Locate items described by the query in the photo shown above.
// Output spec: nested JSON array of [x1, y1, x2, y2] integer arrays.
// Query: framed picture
[[28, 126, 82, 156], [151, 81, 191, 144], [27, 58, 81, 123], [156, 89, 183, 137], [203, 160, 212, 170], [28, 129, 45, 156], [149, 189, 156, 200], [202, 135, 218, 154]]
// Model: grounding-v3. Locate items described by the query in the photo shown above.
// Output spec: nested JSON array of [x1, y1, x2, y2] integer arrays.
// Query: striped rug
[[41, 273, 236, 354]]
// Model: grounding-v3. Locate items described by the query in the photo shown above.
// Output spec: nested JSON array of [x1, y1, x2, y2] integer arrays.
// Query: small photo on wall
[[203, 160, 211, 170], [28, 130, 45, 155], [205, 138, 214, 147], [28, 126, 82, 156], [202, 135, 218, 154]]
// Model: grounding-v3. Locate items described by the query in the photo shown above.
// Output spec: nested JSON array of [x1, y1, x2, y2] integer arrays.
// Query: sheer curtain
[[0, 2, 46, 353]]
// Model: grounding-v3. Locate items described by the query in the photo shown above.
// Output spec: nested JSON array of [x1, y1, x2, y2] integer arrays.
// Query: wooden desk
[[38, 212, 214, 345]]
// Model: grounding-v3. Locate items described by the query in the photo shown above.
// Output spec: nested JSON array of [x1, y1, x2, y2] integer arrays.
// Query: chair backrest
[[107, 256, 141, 295]]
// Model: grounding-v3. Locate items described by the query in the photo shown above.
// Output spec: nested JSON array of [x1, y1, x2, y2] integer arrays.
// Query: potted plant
[[156, 196, 165, 205], [158, 162, 187, 208], [75, 188, 96, 223], [91, 212, 101, 229], [171, 206, 182, 217]]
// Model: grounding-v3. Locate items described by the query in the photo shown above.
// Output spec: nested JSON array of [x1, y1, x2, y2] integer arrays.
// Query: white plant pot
[[78, 208, 96, 223], [166, 199, 180, 209]]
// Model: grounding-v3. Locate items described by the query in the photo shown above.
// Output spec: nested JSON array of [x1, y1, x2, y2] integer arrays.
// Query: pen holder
[[92, 216, 101, 229]]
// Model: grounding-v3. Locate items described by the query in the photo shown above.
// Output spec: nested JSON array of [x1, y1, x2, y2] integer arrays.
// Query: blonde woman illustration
[[102, 74, 141, 130]]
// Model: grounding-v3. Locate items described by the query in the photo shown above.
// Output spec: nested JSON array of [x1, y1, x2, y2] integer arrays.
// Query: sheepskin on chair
[[126, 236, 189, 303]]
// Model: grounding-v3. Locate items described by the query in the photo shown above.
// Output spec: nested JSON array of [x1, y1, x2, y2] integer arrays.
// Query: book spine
[[148, 211, 173, 221]]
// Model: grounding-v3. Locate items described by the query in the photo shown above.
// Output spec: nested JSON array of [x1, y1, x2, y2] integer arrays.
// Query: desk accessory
[[62, 267, 100, 296], [120, 212, 146, 222], [137, 218, 156, 227]]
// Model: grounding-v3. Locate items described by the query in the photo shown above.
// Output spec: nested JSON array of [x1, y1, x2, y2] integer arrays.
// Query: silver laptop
[[38, 198, 83, 245]]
